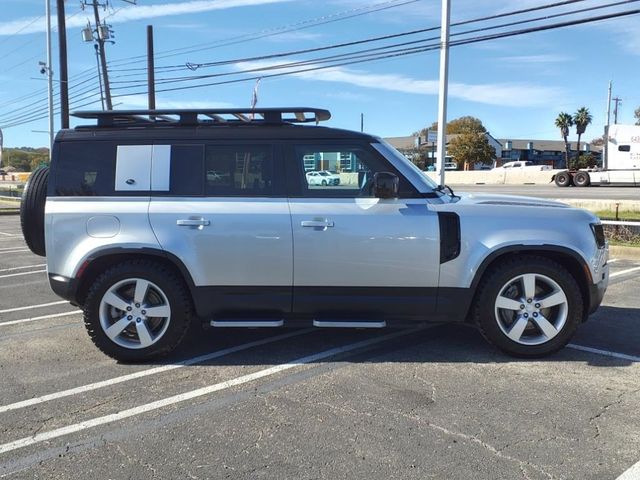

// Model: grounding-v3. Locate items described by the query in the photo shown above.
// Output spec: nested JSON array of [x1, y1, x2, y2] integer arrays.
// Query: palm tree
[[555, 112, 573, 169], [573, 107, 593, 165]]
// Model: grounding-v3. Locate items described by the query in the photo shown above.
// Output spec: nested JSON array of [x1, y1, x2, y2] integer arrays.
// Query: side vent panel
[[438, 212, 461, 264]]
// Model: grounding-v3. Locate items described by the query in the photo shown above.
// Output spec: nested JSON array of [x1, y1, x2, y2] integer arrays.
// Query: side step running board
[[211, 320, 284, 328], [313, 320, 386, 328]]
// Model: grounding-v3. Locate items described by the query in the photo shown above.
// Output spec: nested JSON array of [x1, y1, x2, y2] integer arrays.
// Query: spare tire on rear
[[20, 166, 49, 257]]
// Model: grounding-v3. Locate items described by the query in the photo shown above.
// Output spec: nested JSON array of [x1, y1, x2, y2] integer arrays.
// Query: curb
[[610, 245, 640, 261], [0, 209, 19, 216]]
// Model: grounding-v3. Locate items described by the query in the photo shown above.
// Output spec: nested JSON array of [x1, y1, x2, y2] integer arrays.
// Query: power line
[[4, 2, 640, 129], [106, 0, 421, 69], [108, 7, 640, 97], [108, 0, 640, 89]]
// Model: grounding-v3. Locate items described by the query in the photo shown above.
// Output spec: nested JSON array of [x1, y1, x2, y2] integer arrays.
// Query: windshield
[[319, 172, 330, 176], [372, 140, 440, 192]]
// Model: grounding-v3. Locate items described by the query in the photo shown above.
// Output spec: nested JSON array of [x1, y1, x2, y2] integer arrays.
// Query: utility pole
[[360, 113, 364, 133], [612, 96, 622, 124], [147, 25, 156, 110], [45, 0, 54, 156], [93, 1, 112, 109], [604, 81, 612, 170], [435, 0, 451, 186], [56, 0, 69, 128]]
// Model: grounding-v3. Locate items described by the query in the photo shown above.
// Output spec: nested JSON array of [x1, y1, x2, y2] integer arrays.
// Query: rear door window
[[52, 141, 115, 196], [205, 145, 279, 196]]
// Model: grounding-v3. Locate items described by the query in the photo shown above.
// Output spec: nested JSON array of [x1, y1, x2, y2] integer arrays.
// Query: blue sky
[[0, 0, 639, 148]]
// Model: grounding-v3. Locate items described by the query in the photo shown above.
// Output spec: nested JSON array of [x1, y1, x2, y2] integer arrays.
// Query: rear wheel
[[20, 166, 49, 256], [554, 171, 572, 187], [83, 259, 193, 362], [472, 255, 583, 357], [573, 171, 591, 187]]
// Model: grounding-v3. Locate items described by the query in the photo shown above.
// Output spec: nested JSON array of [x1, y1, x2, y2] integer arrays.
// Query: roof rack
[[71, 107, 331, 128]]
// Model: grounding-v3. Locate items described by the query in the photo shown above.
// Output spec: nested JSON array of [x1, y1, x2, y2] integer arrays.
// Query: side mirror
[[372, 172, 399, 199]]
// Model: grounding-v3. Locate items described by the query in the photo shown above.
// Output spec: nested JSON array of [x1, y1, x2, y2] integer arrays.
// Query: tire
[[83, 259, 193, 362], [554, 171, 572, 187], [472, 255, 583, 358], [20, 166, 49, 256], [321, 180, 327, 186], [573, 171, 591, 187]]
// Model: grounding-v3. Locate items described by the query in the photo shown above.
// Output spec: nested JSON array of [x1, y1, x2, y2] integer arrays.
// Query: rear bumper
[[48, 273, 80, 306]]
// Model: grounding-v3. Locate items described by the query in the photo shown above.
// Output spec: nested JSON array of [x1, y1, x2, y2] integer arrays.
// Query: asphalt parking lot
[[0, 214, 639, 480]]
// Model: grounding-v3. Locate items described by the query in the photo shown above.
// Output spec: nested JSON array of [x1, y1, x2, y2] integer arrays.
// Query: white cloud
[[117, 95, 235, 110], [0, 0, 294, 36], [497, 54, 571, 64], [235, 60, 565, 107], [598, 16, 640, 56]]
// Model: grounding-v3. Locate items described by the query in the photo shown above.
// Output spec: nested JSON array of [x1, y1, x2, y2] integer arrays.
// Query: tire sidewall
[[20, 166, 49, 256], [84, 261, 191, 362], [574, 172, 590, 187], [555, 172, 571, 187], [475, 258, 583, 357]]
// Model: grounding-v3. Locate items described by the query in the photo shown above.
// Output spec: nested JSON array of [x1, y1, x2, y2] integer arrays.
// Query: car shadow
[[133, 305, 639, 368]]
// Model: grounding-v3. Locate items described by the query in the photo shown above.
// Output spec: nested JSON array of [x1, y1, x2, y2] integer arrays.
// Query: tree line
[[1, 148, 49, 172]]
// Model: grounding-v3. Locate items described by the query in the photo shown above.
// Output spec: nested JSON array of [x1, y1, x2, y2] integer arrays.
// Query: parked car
[[495, 161, 552, 171], [19, 107, 608, 362], [306, 170, 340, 186], [444, 162, 457, 171]]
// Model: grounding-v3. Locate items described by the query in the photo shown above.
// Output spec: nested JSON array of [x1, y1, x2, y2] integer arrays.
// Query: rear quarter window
[[51, 142, 116, 196]]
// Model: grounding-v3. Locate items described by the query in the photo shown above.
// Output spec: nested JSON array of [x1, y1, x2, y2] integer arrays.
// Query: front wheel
[[472, 256, 583, 357], [83, 259, 193, 362]]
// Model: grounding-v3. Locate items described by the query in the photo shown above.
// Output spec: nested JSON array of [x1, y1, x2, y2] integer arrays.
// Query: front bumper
[[588, 262, 609, 315]]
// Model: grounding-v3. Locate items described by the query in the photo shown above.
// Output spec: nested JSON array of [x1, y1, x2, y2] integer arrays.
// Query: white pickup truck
[[494, 161, 552, 171]]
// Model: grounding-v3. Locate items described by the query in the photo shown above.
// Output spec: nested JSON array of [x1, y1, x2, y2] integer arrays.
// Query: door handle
[[177, 219, 210, 227], [301, 220, 334, 228]]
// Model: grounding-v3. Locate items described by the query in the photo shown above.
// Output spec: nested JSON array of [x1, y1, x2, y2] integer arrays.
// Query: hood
[[455, 192, 569, 208]]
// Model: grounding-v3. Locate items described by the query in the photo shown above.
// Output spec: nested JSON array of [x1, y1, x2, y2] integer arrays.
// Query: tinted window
[[205, 145, 274, 196], [618, 145, 631, 152], [53, 142, 115, 196], [170, 145, 204, 195], [293, 144, 417, 198]]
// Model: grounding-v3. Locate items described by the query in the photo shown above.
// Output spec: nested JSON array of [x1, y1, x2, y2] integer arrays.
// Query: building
[[384, 133, 501, 169], [498, 139, 602, 169], [384, 134, 602, 170]]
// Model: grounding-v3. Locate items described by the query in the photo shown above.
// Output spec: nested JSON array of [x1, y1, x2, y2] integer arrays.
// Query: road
[[450, 184, 640, 201], [0, 215, 639, 479]]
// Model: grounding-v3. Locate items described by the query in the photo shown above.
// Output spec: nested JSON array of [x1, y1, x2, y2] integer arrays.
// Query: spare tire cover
[[20, 166, 49, 257]]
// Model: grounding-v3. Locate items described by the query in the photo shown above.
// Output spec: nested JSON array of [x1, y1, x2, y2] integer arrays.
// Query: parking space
[[0, 214, 639, 479]]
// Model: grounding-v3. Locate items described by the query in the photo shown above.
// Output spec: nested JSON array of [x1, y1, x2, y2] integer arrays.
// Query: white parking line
[[0, 232, 17, 237], [617, 460, 640, 479], [0, 300, 67, 314], [0, 248, 30, 254], [0, 269, 45, 279], [0, 311, 82, 327], [0, 329, 313, 414], [610, 266, 640, 279], [0, 328, 415, 455], [567, 344, 640, 363], [0, 246, 27, 252], [0, 264, 45, 273]]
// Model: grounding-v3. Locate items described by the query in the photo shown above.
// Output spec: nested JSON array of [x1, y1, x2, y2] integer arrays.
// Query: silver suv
[[20, 108, 609, 362]]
